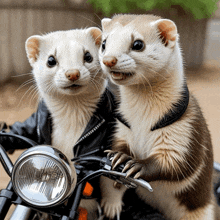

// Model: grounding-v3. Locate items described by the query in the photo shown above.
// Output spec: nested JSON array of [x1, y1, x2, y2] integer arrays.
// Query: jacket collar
[[73, 88, 115, 155], [77, 88, 114, 139]]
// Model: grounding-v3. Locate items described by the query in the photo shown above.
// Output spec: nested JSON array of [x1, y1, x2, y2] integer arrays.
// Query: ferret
[[25, 28, 106, 219], [99, 14, 217, 220]]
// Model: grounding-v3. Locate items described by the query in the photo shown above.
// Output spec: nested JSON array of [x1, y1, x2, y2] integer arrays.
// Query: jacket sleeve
[[0, 102, 43, 151]]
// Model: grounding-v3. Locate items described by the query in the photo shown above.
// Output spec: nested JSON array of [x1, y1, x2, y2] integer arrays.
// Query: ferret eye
[[102, 39, 106, 51], [47, 56, 57, 67], [132, 40, 145, 51], [84, 52, 93, 63]]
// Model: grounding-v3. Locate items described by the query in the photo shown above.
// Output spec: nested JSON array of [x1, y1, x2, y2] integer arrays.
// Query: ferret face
[[26, 28, 103, 96], [99, 14, 179, 86]]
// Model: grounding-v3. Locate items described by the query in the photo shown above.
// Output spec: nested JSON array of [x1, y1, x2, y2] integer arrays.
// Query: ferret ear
[[153, 19, 178, 48], [25, 35, 42, 66], [87, 27, 102, 46], [101, 18, 112, 31]]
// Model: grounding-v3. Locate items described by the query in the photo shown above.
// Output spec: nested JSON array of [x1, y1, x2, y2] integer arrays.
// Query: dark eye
[[102, 39, 106, 51], [47, 56, 57, 67], [84, 52, 93, 63], [132, 40, 145, 51]]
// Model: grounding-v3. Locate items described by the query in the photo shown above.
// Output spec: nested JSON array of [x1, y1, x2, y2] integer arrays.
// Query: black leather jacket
[[0, 89, 116, 158]]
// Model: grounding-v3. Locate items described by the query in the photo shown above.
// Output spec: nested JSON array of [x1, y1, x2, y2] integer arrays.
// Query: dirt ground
[[0, 61, 220, 202]]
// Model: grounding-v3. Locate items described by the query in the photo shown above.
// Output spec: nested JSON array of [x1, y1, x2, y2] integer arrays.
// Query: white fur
[[99, 16, 185, 218], [26, 29, 107, 219], [99, 15, 215, 220], [28, 29, 106, 157]]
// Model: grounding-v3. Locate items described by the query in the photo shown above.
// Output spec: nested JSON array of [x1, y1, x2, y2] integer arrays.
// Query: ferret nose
[[65, 69, 80, 82], [103, 56, 117, 68]]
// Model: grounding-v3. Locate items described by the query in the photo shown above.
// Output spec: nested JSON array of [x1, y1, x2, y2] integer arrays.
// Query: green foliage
[[88, 0, 218, 19]]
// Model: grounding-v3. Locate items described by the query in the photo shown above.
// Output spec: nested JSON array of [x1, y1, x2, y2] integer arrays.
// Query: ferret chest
[[51, 106, 89, 160], [117, 119, 153, 159], [52, 123, 85, 160]]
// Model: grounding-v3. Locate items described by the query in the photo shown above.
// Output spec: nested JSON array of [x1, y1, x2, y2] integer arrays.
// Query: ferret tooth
[[111, 72, 123, 80]]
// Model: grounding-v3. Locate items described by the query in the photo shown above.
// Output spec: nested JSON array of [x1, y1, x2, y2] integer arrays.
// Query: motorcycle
[[0, 132, 153, 220]]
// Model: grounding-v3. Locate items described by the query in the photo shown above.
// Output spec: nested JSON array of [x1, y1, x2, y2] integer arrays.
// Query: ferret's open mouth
[[111, 71, 134, 80], [63, 84, 82, 90]]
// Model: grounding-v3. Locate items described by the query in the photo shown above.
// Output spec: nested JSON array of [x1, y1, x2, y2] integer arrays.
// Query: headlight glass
[[12, 146, 76, 207]]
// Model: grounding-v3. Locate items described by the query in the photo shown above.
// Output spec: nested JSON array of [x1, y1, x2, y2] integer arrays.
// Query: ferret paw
[[122, 159, 147, 179], [105, 150, 132, 170], [101, 198, 123, 219]]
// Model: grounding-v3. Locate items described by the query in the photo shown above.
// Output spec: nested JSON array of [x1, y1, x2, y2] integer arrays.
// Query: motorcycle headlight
[[12, 146, 77, 207]]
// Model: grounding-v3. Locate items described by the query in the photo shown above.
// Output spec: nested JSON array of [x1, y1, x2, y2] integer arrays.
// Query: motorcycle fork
[[61, 182, 86, 220], [0, 181, 13, 219]]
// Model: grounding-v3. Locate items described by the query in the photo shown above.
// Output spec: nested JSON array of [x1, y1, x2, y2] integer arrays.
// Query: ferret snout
[[65, 69, 80, 82], [103, 56, 117, 68]]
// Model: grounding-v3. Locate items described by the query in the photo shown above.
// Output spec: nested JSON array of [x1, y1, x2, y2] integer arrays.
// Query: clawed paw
[[101, 198, 123, 219], [122, 159, 147, 179], [105, 150, 132, 170]]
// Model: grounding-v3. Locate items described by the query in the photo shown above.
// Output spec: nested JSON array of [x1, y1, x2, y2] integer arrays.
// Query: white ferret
[[25, 28, 106, 219], [99, 14, 217, 220]]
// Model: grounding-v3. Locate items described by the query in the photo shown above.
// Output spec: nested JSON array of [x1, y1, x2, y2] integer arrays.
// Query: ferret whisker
[[47, 83, 55, 95], [90, 78, 102, 93], [94, 13, 102, 22], [30, 86, 39, 105], [17, 84, 36, 108], [91, 81, 100, 93], [78, 14, 101, 29], [139, 72, 153, 93], [95, 33, 102, 44], [164, 69, 172, 77], [148, 68, 169, 81], [87, 64, 100, 72], [153, 68, 172, 81], [11, 73, 32, 78], [44, 81, 53, 95], [138, 75, 148, 92], [93, 68, 102, 79], [16, 79, 35, 92]]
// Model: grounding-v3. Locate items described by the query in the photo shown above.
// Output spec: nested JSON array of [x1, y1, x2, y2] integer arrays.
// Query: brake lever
[[105, 170, 153, 192]]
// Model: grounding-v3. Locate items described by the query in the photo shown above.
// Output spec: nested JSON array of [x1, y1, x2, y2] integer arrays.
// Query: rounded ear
[[153, 19, 178, 48], [101, 18, 112, 31], [25, 35, 42, 66], [87, 27, 102, 46]]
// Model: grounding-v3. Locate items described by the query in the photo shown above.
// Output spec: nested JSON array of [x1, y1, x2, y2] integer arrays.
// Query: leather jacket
[[0, 89, 116, 158]]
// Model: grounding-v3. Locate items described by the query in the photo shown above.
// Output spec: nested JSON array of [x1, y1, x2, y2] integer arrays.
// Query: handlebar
[[0, 145, 13, 177], [0, 132, 37, 147], [74, 156, 153, 192]]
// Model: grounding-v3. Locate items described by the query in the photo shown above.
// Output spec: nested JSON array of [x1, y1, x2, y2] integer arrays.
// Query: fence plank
[[0, 4, 97, 83]]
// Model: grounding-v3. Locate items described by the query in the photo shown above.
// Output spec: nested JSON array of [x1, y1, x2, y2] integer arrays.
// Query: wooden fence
[[0, 1, 216, 83], [0, 0, 100, 83]]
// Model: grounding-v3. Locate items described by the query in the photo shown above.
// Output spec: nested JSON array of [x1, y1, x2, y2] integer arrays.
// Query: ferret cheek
[[39, 65, 44, 72]]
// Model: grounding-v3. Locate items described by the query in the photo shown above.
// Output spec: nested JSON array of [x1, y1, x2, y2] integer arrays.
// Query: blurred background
[[0, 0, 220, 192]]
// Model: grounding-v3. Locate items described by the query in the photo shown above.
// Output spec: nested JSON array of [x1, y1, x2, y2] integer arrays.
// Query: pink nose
[[103, 56, 117, 68], [65, 69, 80, 82]]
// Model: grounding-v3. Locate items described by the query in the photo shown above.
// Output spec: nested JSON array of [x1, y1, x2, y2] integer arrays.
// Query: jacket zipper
[[74, 118, 105, 146]]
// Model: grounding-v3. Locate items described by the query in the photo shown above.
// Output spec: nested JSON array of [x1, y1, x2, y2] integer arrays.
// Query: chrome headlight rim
[[12, 146, 76, 208]]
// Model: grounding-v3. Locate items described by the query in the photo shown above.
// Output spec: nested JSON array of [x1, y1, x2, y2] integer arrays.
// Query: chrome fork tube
[[9, 205, 34, 220]]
